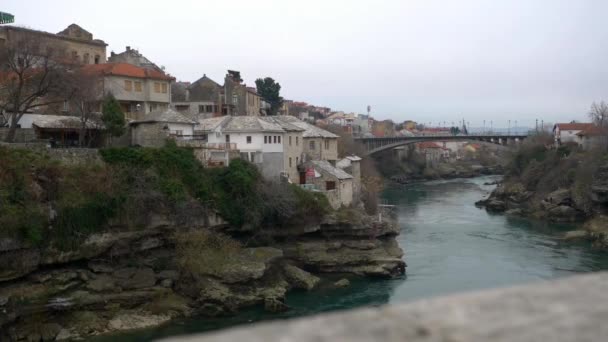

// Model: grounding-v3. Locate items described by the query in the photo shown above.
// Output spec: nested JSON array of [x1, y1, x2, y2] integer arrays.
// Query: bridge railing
[[354, 132, 528, 141]]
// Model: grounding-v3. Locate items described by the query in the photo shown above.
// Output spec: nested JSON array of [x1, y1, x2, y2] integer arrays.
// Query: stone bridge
[[354, 134, 527, 156]]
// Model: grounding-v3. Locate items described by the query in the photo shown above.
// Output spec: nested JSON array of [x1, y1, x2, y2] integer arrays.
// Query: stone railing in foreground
[[162, 272, 608, 342]]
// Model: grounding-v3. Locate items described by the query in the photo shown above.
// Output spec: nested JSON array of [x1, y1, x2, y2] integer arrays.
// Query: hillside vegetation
[[0, 142, 329, 250]]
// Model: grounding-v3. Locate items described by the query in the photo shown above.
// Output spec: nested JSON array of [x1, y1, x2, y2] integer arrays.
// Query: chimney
[[110, 51, 115, 57], [126, 46, 131, 51]]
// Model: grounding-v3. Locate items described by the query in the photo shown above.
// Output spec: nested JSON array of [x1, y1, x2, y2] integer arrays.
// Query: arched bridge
[[354, 134, 528, 156]]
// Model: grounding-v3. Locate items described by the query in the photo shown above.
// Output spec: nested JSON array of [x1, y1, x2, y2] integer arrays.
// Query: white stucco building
[[197, 116, 304, 181], [553, 123, 594, 147]]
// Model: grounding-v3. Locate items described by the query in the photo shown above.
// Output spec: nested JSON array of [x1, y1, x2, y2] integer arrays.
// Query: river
[[97, 175, 608, 341]]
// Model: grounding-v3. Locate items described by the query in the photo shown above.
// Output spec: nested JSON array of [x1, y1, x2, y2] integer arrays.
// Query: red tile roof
[[81, 63, 174, 81], [554, 123, 594, 131], [576, 125, 608, 137]]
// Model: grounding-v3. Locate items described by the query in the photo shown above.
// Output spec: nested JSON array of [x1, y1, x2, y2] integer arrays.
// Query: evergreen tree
[[101, 94, 126, 142], [255, 77, 284, 115]]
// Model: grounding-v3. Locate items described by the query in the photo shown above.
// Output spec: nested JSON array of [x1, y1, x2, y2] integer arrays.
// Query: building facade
[[303, 160, 353, 209], [171, 75, 222, 120], [197, 116, 304, 180], [82, 63, 174, 119], [130, 108, 195, 147], [276, 115, 339, 162], [553, 123, 594, 147], [0, 24, 106, 65]]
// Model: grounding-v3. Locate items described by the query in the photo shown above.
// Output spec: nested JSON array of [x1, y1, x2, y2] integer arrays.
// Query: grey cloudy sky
[[5, 0, 608, 127]]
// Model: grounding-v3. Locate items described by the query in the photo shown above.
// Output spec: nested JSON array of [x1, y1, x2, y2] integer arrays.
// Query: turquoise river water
[[97, 175, 608, 341]]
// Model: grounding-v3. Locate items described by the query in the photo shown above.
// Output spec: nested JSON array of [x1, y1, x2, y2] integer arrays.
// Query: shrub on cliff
[[174, 230, 242, 277]]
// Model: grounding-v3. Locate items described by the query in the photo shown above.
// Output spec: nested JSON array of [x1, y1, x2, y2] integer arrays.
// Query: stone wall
[[165, 272, 608, 342], [0, 128, 36, 143]]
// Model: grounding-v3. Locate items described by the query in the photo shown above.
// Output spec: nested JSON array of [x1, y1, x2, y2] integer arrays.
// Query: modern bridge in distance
[[354, 133, 529, 156]]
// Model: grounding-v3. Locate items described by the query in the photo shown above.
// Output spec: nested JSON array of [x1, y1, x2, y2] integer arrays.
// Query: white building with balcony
[[197, 116, 304, 180]]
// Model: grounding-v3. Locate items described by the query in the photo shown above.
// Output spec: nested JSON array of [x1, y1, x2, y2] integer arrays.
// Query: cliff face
[[0, 209, 404, 341]]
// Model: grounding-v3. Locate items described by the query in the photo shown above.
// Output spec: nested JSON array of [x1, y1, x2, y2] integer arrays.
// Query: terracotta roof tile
[[554, 123, 594, 131], [81, 63, 174, 81]]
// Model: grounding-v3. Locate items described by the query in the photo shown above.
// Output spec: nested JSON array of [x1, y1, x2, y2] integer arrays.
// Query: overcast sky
[[5, 0, 608, 127]]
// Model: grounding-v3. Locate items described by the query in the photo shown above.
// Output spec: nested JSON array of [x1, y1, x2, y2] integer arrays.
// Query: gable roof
[[81, 63, 174, 81], [311, 160, 353, 180], [276, 116, 339, 138], [130, 108, 196, 125], [554, 123, 594, 131], [336, 155, 362, 169], [260, 117, 305, 132]]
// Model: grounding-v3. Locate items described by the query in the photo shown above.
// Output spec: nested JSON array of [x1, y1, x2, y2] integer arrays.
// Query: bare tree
[[0, 34, 70, 142], [67, 70, 103, 146], [589, 101, 608, 127]]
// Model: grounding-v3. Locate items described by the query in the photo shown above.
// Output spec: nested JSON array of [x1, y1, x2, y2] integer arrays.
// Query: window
[[296, 157, 299, 164], [232, 94, 238, 105], [289, 157, 292, 168], [174, 130, 183, 136], [94, 55, 100, 64], [214, 105, 219, 113], [161, 83, 168, 93], [71, 50, 78, 60], [309, 140, 315, 150], [205, 105, 213, 112], [124, 80, 132, 91], [62, 100, 69, 112], [198, 105, 205, 113], [296, 136, 299, 146], [264, 136, 268, 144], [246, 136, 252, 144], [225, 135, 230, 143], [325, 140, 330, 150], [274, 136, 277, 143], [278, 136, 281, 144], [134, 81, 142, 92], [289, 136, 292, 146], [326, 181, 336, 190], [154, 82, 161, 93]]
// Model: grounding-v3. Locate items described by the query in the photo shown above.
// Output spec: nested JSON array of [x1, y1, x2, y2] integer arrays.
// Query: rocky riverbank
[[0, 145, 404, 341], [475, 140, 608, 250], [0, 208, 404, 341]]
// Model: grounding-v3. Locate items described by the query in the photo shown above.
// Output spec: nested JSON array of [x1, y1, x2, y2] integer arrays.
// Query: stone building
[[130, 108, 196, 147], [171, 75, 222, 119], [0, 24, 106, 65], [82, 63, 174, 118], [336, 155, 362, 203], [303, 160, 354, 209], [197, 116, 304, 181], [277, 115, 339, 162], [222, 70, 262, 116]]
